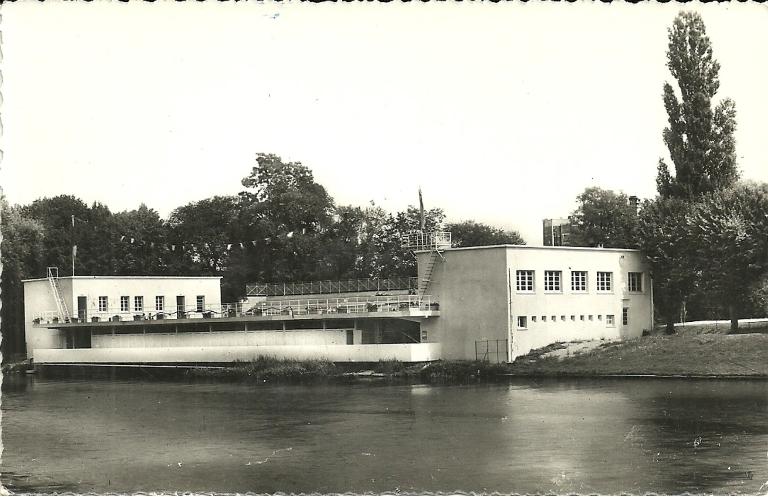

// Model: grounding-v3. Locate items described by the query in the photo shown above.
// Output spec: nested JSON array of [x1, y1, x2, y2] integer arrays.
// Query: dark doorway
[[77, 296, 87, 322], [177, 296, 186, 318]]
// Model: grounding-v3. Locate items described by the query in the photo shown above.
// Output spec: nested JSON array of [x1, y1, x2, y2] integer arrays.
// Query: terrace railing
[[246, 277, 418, 297], [33, 294, 438, 324]]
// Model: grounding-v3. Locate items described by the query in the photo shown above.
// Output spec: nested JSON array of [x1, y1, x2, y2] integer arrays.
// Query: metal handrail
[[33, 295, 439, 324], [246, 277, 418, 297]]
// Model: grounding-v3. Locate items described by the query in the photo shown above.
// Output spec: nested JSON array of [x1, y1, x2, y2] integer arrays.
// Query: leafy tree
[[224, 154, 336, 298], [569, 187, 639, 248], [167, 196, 240, 275], [686, 182, 768, 332], [112, 204, 168, 275], [657, 12, 738, 199], [1, 201, 46, 359], [22, 195, 91, 275], [446, 220, 525, 247], [637, 197, 697, 334]]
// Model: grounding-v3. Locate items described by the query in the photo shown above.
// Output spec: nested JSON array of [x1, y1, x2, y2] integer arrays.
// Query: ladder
[[419, 249, 445, 297], [47, 267, 71, 323]]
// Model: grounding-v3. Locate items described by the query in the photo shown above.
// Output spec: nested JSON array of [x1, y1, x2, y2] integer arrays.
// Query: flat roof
[[416, 244, 641, 254], [23, 275, 223, 283]]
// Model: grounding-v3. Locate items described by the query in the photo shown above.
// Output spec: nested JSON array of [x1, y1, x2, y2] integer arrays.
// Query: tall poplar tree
[[657, 12, 738, 199]]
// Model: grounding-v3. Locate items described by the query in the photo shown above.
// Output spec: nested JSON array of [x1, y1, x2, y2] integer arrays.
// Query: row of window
[[97, 296, 207, 313], [516, 308, 629, 329], [515, 270, 643, 293]]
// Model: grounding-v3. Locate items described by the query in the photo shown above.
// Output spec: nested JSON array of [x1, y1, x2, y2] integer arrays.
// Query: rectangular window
[[571, 271, 587, 292], [622, 307, 629, 326], [196, 296, 205, 312], [531, 316, 537, 323], [98, 296, 108, 312], [607, 314, 615, 327], [155, 296, 165, 311], [570, 315, 576, 321], [120, 296, 129, 313], [588, 315, 594, 321], [580, 315, 585, 321], [628, 272, 643, 292], [542, 316, 547, 322], [597, 272, 613, 292], [544, 270, 562, 292], [550, 315, 556, 322], [560, 315, 566, 321], [134, 296, 144, 312], [517, 316, 528, 329], [516, 270, 534, 292]]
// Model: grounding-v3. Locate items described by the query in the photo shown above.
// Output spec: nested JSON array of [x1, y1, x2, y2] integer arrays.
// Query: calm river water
[[1, 375, 766, 494]]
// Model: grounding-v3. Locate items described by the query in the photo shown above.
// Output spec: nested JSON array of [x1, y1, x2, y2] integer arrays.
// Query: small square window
[[570, 315, 576, 321], [551, 315, 556, 322], [606, 315, 615, 327], [598, 314, 603, 321], [542, 316, 547, 322], [588, 315, 594, 321], [560, 315, 566, 321], [531, 316, 537, 323], [580, 315, 585, 321], [517, 316, 528, 329]]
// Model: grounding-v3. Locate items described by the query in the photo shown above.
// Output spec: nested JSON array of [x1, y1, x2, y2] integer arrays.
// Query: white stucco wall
[[417, 247, 509, 360], [506, 247, 652, 359], [34, 343, 442, 364]]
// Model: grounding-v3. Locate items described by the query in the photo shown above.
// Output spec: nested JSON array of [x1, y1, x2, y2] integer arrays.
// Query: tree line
[[566, 13, 768, 333], [0, 154, 524, 359]]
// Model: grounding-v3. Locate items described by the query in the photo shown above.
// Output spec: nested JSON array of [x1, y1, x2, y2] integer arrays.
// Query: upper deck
[[33, 293, 439, 329]]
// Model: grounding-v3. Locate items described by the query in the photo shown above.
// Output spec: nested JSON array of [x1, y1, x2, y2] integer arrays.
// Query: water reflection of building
[[25, 233, 653, 366]]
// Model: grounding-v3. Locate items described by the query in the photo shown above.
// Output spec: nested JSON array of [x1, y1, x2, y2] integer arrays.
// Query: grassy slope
[[506, 333, 768, 377]]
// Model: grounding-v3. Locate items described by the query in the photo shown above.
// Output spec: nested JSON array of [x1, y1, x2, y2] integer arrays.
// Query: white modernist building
[[24, 240, 653, 366], [416, 244, 653, 361]]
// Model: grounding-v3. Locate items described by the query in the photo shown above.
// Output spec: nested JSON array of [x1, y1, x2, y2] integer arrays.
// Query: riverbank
[[505, 332, 768, 377], [8, 331, 768, 382]]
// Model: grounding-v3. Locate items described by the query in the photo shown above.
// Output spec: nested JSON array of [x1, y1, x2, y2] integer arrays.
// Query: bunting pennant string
[[113, 228, 311, 254]]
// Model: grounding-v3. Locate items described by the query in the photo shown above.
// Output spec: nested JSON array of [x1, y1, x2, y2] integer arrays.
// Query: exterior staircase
[[47, 267, 71, 323], [419, 249, 445, 297]]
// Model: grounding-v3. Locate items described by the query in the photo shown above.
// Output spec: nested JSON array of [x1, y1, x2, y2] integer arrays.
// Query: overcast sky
[[2, 2, 767, 245]]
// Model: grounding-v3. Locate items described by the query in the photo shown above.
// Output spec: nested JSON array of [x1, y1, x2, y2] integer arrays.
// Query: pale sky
[[2, 2, 767, 245]]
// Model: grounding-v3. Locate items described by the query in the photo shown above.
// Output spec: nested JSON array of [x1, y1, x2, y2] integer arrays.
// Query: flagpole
[[71, 214, 75, 276]]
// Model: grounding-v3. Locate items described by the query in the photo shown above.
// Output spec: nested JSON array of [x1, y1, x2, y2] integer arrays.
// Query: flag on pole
[[418, 187, 425, 231]]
